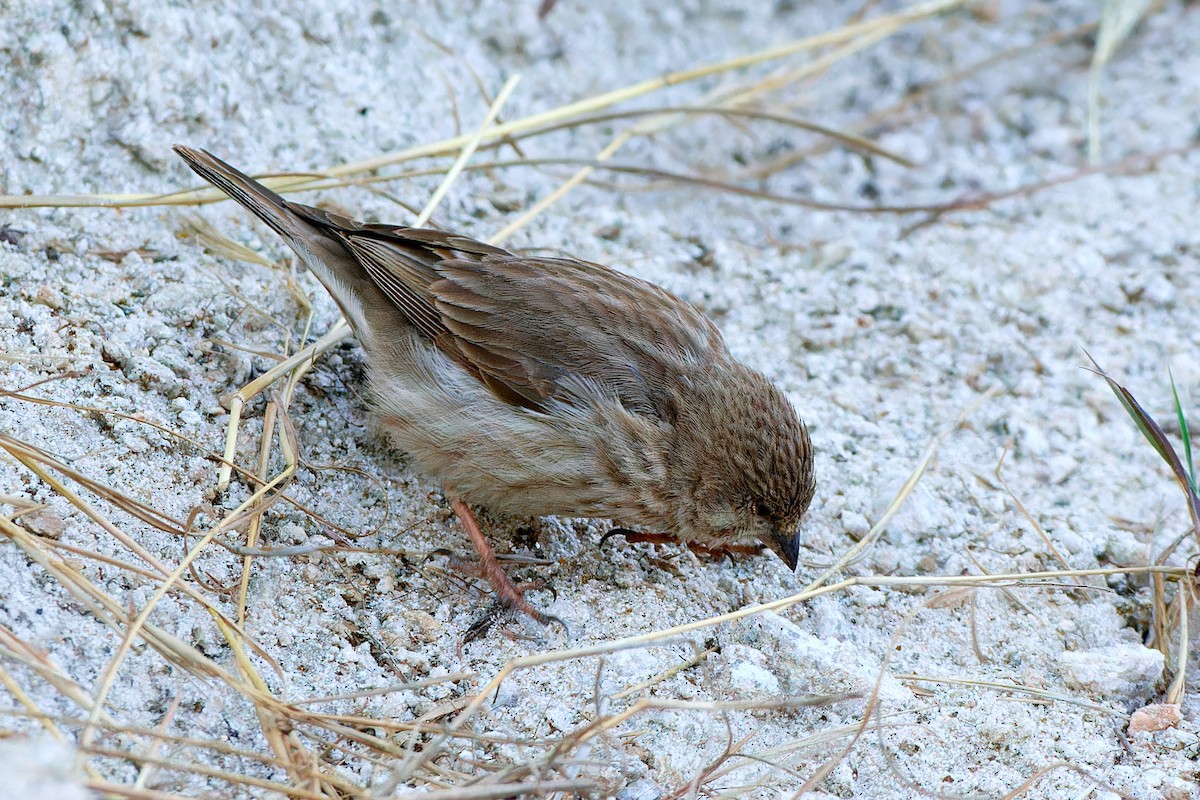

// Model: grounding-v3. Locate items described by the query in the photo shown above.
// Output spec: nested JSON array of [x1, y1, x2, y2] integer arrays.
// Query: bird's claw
[[464, 591, 569, 643], [599, 527, 751, 566], [516, 578, 558, 603], [599, 527, 644, 549]]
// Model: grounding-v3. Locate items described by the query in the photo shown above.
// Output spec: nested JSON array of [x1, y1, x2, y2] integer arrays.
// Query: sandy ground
[[2, 0, 1199, 797]]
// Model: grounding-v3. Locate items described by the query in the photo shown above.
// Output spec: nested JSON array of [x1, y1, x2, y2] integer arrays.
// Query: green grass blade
[[1169, 370, 1196, 495], [1085, 353, 1200, 545]]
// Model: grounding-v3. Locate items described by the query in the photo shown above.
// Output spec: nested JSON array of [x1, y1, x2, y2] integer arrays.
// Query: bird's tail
[[174, 144, 390, 343], [173, 145, 312, 242]]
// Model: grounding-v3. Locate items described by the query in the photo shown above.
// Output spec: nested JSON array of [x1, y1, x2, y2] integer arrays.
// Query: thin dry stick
[[164, 144, 1191, 223], [212, 406, 342, 794], [392, 779, 598, 800], [130, 695, 180, 793], [711, 16, 896, 109], [611, 646, 716, 700], [181, 214, 278, 269], [1087, 0, 1156, 165], [215, 320, 351, 490], [414, 74, 521, 227], [287, 672, 474, 707], [236, 401, 278, 625], [489, 15, 904, 245], [1000, 761, 1133, 800], [702, 713, 921, 789], [964, 546, 1033, 615], [83, 744, 328, 799], [491, 104, 911, 166], [0, 710, 293, 766], [896, 675, 1124, 717], [85, 780, 192, 800], [1164, 586, 1192, 705], [0, 0, 965, 210], [235, 426, 354, 794], [1152, 534, 1170, 661]]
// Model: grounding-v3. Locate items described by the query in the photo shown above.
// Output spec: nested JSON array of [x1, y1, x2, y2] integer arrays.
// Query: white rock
[[734, 611, 913, 705], [725, 644, 782, 697], [1100, 527, 1150, 567], [0, 738, 89, 800], [1057, 643, 1164, 702], [841, 510, 870, 538], [617, 778, 663, 800], [544, 704, 575, 732]]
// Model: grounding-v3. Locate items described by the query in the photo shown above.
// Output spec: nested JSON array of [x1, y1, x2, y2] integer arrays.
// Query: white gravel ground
[[1, 1, 1198, 798]]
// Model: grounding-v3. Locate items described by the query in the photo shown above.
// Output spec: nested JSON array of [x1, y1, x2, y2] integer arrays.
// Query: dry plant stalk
[[3, 371, 1194, 796], [8, 1, 1190, 797], [0, 0, 962, 211]]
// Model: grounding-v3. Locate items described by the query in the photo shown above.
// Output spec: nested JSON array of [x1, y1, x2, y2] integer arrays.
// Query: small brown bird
[[175, 145, 815, 628]]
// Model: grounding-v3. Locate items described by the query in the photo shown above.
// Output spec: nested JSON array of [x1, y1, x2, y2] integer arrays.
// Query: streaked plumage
[[175, 145, 815, 623]]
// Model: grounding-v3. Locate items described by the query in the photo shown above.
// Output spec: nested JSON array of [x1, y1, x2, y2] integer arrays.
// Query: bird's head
[[672, 364, 815, 570]]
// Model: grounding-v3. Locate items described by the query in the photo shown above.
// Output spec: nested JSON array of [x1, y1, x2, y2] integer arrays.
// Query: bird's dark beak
[[762, 527, 799, 572]]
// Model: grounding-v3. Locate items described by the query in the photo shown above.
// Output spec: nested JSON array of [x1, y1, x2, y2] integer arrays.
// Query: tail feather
[[173, 145, 306, 242], [175, 144, 386, 342]]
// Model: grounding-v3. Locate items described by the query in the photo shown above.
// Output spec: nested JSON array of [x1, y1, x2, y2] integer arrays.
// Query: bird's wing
[[430, 252, 723, 419], [289, 213, 721, 419]]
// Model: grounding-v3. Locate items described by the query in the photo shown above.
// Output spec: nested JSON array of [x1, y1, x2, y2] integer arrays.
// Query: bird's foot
[[464, 579, 567, 642], [451, 500, 567, 641], [600, 527, 762, 563]]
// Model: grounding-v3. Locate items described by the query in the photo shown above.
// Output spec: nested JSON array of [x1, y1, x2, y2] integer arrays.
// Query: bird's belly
[[366, 342, 611, 518]]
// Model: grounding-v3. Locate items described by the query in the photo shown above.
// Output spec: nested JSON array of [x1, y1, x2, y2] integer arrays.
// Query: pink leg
[[452, 500, 561, 630], [600, 528, 763, 561]]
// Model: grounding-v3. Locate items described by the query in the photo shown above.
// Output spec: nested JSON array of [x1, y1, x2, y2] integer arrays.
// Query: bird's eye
[[754, 501, 771, 518]]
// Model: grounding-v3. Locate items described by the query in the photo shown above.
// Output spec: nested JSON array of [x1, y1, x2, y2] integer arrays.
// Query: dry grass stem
[[414, 74, 522, 228], [0, 0, 963, 211], [5, 2, 1192, 796]]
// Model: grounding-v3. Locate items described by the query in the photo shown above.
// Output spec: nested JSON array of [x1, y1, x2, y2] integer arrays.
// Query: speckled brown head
[[657, 359, 815, 569]]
